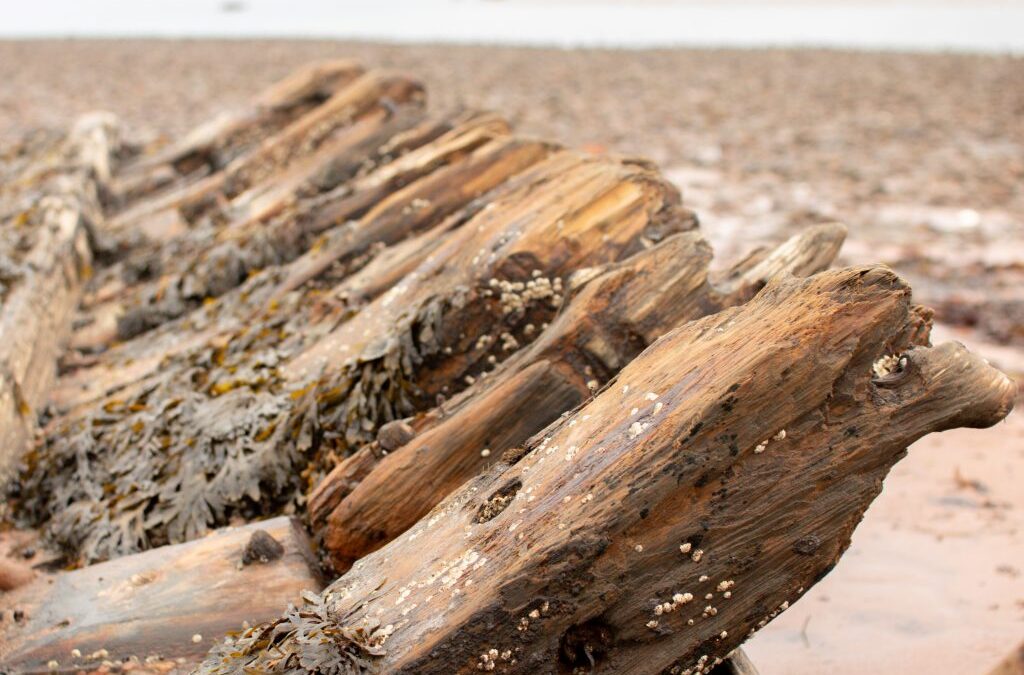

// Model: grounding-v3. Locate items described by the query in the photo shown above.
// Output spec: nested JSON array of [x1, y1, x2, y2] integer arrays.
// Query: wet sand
[[0, 39, 1020, 673]]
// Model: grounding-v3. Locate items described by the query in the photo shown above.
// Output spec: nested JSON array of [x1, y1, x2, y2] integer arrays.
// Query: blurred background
[[2, 2, 1022, 673]]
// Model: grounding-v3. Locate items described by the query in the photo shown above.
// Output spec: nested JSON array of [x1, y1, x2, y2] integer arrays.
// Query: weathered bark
[[199, 265, 1014, 675], [311, 224, 847, 571], [0, 517, 323, 674], [0, 113, 118, 482]]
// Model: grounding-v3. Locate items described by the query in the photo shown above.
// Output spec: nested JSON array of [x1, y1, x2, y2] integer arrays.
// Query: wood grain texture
[[111, 59, 365, 206], [0, 113, 118, 483], [200, 265, 1014, 674], [0, 517, 323, 674], [313, 224, 847, 570]]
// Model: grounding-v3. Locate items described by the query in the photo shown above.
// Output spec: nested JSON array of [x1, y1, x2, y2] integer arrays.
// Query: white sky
[[2, 1, 1023, 52]]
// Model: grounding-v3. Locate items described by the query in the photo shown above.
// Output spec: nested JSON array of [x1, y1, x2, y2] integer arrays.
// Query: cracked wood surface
[[0, 517, 323, 674], [312, 223, 847, 571], [0, 114, 118, 483], [201, 265, 1013, 674]]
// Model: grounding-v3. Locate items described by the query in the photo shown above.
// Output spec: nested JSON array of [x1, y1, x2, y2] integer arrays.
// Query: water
[[2, 0, 1023, 53]]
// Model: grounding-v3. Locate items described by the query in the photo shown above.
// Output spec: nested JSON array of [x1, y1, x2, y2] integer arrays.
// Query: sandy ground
[[0, 40, 1021, 673]]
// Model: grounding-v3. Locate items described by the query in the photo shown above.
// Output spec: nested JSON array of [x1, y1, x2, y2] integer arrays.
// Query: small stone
[[242, 529, 285, 566], [377, 420, 415, 451]]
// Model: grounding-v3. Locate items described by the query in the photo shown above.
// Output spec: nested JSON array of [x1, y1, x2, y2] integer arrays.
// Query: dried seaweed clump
[[13, 285, 500, 562], [115, 199, 352, 340], [200, 590, 391, 675]]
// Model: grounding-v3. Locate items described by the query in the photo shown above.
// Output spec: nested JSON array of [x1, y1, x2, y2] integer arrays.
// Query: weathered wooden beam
[[115, 60, 364, 178], [77, 109, 511, 349], [106, 69, 425, 239], [51, 113, 548, 409], [198, 265, 1014, 674], [19, 151, 694, 565], [0, 517, 323, 674], [311, 224, 846, 570], [0, 113, 118, 483], [111, 59, 365, 207]]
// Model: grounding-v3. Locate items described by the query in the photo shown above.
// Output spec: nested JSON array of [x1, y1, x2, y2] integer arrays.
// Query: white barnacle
[[679, 542, 692, 554], [654, 401, 664, 413], [628, 422, 643, 438], [872, 353, 902, 378], [634, 544, 644, 553], [691, 549, 704, 562], [645, 392, 659, 401], [654, 604, 665, 616], [717, 580, 734, 592], [630, 407, 639, 416], [754, 441, 767, 454], [673, 592, 693, 604], [191, 634, 203, 644], [481, 448, 491, 457], [699, 574, 709, 582], [586, 379, 599, 391], [622, 385, 630, 395], [773, 429, 786, 441], [646, 620, 659, 629]]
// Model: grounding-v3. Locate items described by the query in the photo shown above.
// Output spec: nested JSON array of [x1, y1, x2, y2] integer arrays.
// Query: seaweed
[[16, 270, 555, 563], [200, 590, 390, 675]]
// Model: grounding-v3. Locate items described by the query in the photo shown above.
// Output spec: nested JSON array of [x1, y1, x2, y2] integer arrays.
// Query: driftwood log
[[0, 113, 119, 482], [0, 61, 1015, 675], [0, 517, 323, 673], [200, 266, 1014, 674]]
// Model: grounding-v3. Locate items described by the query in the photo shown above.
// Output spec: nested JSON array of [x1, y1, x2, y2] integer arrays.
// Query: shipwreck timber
[[0, 61, 1015, 674]]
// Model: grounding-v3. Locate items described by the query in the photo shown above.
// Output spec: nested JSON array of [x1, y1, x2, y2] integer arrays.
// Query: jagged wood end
[[313, 223, 847, 571], [200, 265, 1013, 674]]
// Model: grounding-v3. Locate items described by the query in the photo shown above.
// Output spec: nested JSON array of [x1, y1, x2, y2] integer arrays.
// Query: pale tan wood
[[112, 59, 365, 205], [0, 517, 323, 674], [0, 114, 118, 482], [107, 70, 425, 239]]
